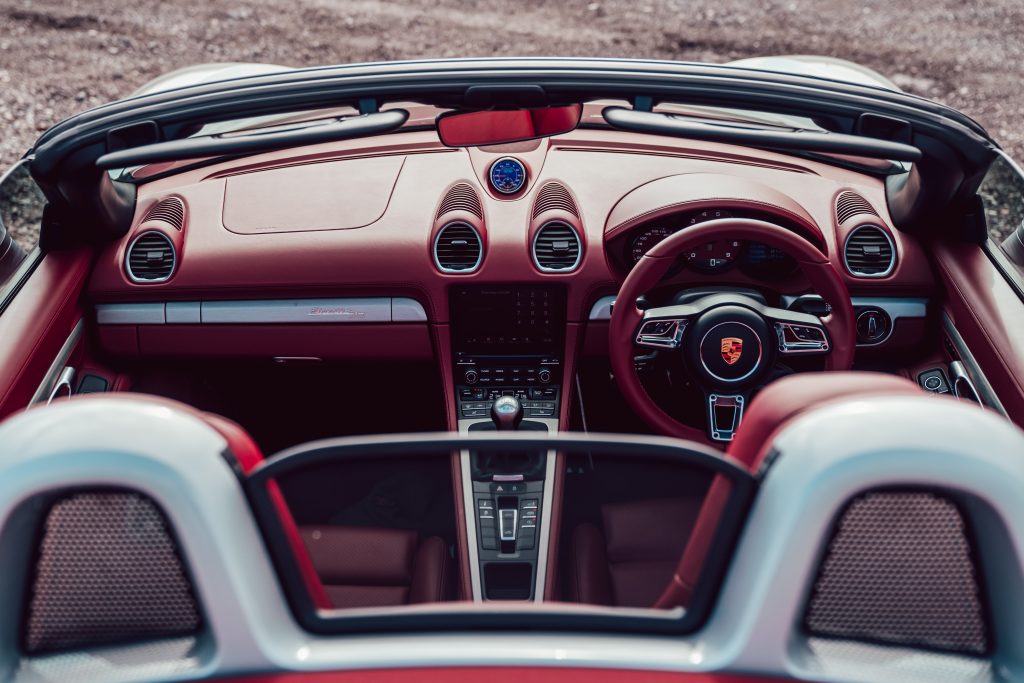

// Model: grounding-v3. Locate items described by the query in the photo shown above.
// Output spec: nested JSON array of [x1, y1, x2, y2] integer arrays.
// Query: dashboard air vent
[[126, 231, 176, 283], [532, 182, 579, 219], [835, 191, 878, 225], [434, 222, 482, 273], [533, 221, 582, 272], [844, 225, 895, 277], [140, 197, 186, 231], [436, 183, 483, 220]]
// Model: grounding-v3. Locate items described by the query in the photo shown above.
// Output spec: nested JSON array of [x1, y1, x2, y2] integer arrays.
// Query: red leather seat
[[53, 393, 453, 610], [565, 497, 703, 607], [301, 526, 451, 608], [567, 372, 922, 609]]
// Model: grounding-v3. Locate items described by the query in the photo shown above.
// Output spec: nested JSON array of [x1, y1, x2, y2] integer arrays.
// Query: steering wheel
[[609, 218, 855, 443]]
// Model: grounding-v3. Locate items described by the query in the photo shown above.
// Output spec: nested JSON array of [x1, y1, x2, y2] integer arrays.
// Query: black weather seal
[[602, 106, 922, 162], [95, 110, 409, 170]]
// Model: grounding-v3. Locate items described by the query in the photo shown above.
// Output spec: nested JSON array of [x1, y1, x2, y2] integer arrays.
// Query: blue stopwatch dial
[[489, 157, 526, 194]]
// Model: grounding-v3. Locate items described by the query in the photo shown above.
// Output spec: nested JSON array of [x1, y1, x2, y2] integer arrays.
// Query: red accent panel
[[0, 249, 92, 420], [203, 412, 264, 474], [654, 372, 922, 609], [220, 667, 786, 683], [270, 481, 332, 610]]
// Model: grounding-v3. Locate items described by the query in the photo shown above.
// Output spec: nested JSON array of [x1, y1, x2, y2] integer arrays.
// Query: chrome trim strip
[[166, 300, 201, 324], [841, 223, 896, 278], [203, 298, 392, 323], [942, 314, 1008, 416], [97, 302, 166, 325], [97, 297, 428, 325], [392, 297, 429, 322], [30, 320, 83, 405]]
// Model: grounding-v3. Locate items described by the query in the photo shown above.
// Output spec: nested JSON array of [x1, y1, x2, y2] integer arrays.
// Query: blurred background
[[1, 0, 1021, 169]]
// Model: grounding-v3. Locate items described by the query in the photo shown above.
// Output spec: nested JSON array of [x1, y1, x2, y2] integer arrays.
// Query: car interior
[[1, 63, 1024, 679]]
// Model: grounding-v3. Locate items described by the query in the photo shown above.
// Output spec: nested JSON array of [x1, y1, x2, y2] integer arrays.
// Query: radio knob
[[464, 369, 479, 385], [538, 369, 552, 384]]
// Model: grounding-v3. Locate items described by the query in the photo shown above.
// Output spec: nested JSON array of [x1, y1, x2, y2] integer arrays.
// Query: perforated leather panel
[[24, 492, 201, 653], [804, 491, 989, 655]]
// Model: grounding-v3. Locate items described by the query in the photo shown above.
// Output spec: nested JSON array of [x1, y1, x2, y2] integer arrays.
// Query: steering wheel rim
[[609, 218, 856, 441]]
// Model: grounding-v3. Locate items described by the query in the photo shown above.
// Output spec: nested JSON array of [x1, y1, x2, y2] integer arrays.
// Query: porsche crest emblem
[[720, 337, 744, 365]]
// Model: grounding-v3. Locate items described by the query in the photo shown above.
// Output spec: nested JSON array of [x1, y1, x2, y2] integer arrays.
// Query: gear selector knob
[[491, 396, 524, 431]]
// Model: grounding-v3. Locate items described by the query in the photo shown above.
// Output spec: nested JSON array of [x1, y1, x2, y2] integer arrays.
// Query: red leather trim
[[0, 249, 92, 420], [203, 412, 264, 474], [270, 482, 332, 610], [221, 667, 787, 682], [609, 219, 855, 440]]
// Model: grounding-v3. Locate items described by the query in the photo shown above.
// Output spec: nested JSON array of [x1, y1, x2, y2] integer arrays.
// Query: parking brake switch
[[499, 508, 518, 542]]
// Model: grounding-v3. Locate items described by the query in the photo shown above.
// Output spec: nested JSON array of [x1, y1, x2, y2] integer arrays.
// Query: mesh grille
[[24, 492, 201, 654], [805, 491, 989, 656]]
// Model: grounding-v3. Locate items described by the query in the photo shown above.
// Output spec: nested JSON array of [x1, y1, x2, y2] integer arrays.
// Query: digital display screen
[[451, 285, 566, 354]]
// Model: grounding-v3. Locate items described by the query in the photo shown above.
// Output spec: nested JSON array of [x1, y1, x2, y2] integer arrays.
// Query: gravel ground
[[1, 0, 1022, 231]]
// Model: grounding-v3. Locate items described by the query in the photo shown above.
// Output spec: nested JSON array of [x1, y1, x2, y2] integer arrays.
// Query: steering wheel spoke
[[635, 305, 695, 350], [763, 306, 831, 356], [707, 390, 749, 443]]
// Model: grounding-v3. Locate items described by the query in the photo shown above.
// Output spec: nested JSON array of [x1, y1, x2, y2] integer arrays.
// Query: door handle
[[47, 366, 76, 405]]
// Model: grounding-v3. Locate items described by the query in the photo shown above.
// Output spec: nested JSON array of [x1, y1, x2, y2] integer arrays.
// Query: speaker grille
[[804, 491, 989, 656], [24, 492, 201, 653]]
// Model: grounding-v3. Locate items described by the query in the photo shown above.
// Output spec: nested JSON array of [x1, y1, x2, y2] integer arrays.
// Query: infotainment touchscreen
[[450, 285, 567, 354]]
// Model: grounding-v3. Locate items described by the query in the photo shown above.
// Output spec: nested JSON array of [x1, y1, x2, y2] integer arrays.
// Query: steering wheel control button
[[856, 308, 891, 344], [698, 321, 763, 384], [776, 322, 830, 354], [708, 393, 745, 442], [636, 318, 687, 349]]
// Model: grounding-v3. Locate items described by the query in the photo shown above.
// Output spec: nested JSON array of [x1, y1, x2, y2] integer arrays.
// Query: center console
[[450, 285, 566, 601]]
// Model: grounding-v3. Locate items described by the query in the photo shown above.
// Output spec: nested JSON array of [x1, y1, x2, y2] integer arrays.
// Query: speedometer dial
[[630, 226, 676, 264]]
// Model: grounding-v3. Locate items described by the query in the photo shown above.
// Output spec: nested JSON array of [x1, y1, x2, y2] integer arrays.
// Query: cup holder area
[[483, 562, 533, 601]]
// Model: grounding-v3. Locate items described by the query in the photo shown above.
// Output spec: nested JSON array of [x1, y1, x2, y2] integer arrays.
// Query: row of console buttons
[[460, 387, 558, 401], [460, 400, 557, 419], [477, 498, 539, 551]]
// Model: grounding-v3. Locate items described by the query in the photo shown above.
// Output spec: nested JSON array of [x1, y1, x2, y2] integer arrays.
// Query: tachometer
[[630, 226, 676, 264]]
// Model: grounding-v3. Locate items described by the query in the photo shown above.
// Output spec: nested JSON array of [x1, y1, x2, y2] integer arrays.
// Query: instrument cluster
[[621, 208, 799, 280]]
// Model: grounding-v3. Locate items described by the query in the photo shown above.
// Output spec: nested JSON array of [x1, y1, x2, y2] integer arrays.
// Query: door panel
[[933, 240, 1024, 424], [0, 248, 92, 420]]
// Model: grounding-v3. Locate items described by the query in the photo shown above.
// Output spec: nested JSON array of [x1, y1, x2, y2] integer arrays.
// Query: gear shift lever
[[491, 395, 524, 431]]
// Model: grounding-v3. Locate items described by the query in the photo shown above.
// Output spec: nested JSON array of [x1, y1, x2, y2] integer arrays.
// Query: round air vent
[[126, 231, 176, 283], [433, 222, 482, 273], [533, 221, 582, 272], [843, 224, 895, 277]]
